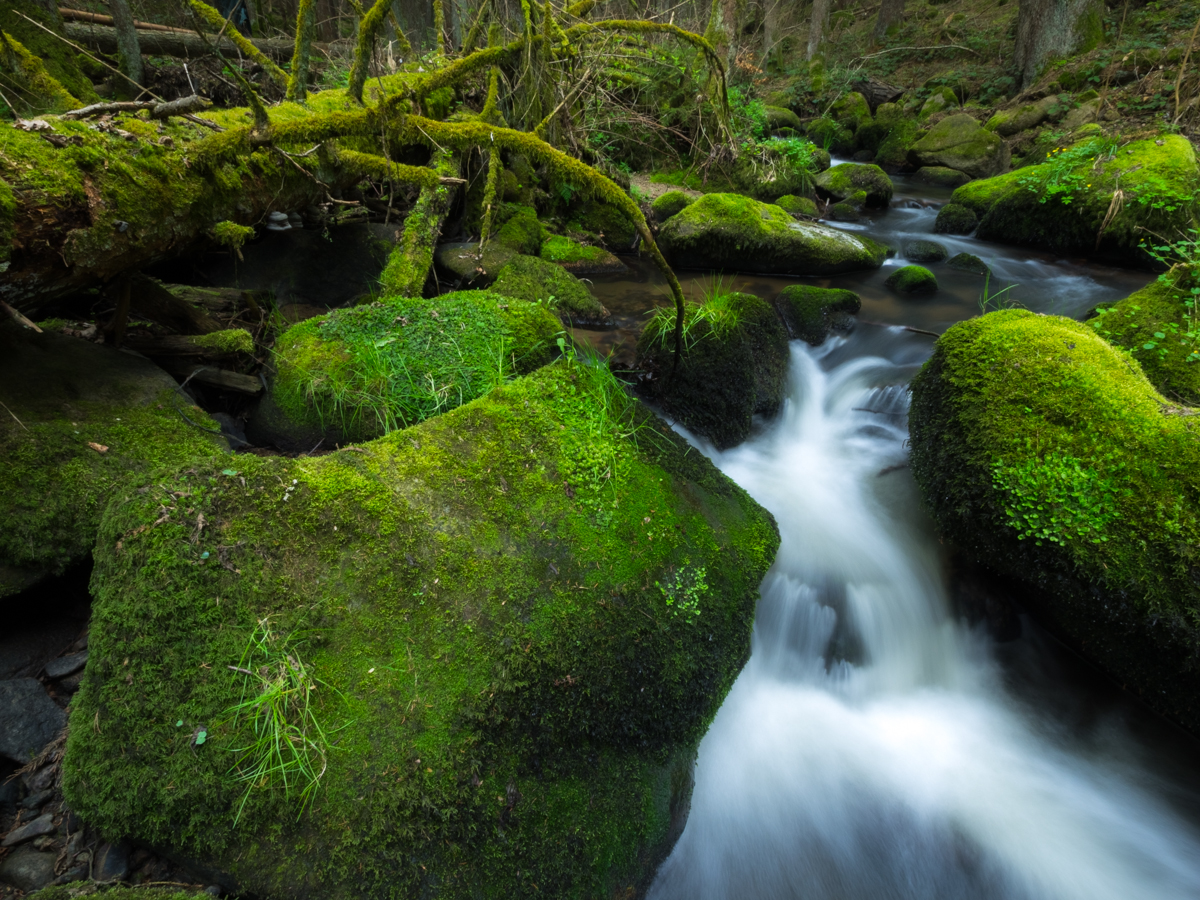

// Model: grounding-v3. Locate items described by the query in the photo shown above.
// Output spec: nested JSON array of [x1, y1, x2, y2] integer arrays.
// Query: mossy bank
[[909, 310, 1200, 735], [64, 360, 779, 900]]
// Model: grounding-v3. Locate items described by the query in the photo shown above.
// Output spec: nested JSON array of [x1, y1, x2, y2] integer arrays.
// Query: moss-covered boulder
[[912, 166, 972, 188], [984, 95, 1065, 137], [775, 194, 819, 217], [568, 199, 638, 251], [908, 114, 1009, 179], [934, 202, 979, 234], [491, 254, 611, 327], [63, 360, 780, 900], [803, 118, 855, 157], [539, 235, 627, 275], [1088, 272, 1200, 404], [813, 163, 893, 207], [946, 252, 990, 275], [904, 240, 948, 263], [656, 193, 888, 276], [885, 265, 938, 294], [636, 292, 789, 449], [918, 88, 959, 119], [433, 242, 518, 287], [949, 135, 1200, 261], [0, 321, 227, 600], [493, 205, 547, 255], [872, 104, 920, 171], [773, 285, 861, 344], [909, 310, 1200, 735], [831, 92, 872, 132], [651, 191, 695, 222], [252, 292, 560, 450], [765, 106, 803, 133]]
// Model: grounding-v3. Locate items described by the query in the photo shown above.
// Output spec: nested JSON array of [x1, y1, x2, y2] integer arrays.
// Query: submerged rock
[[773, 285, 861, 344], [0, 321, 227, 600], [252, 291, 559, 450], [813, 163, 894, 207], [909, 310, 1200, 735], [934, 202, 979, 235], [946, 252, 990, 275], [651, 190, 694, 222], [657, 193, 888, 276], [904, 240, 949, 263], [636, 292, 789, 449], [949, 134, 1199, 262], [886, 265, 938, 294], [491, 255, 611, 327], [908, 114, 1009, 179], [63, 361, 780, 899]]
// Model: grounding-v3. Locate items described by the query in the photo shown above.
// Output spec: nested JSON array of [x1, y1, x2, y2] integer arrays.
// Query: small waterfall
[[649, 332, 1200, 900]]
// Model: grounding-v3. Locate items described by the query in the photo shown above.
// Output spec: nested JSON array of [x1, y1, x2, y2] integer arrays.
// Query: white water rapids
[[648, 330, 1200, 900]]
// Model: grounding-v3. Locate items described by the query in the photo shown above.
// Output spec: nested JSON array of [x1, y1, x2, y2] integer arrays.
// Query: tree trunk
[[807, 0, 831, 61], [65, 22, 313, 61], [1014, 0, 1104, 89], [873, 0, 904, 43], [761, 0, 779, 69], [108, 0, 143, 96]]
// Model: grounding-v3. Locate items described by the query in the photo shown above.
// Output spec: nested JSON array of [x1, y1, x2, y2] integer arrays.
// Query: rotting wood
[[63, 22, 325, 61], [57, 8, 194, 35], [61, 94, 212, 120], [130, 276, 224, 335], [165, 364, 262, 394], [122, 331, 251, 358]]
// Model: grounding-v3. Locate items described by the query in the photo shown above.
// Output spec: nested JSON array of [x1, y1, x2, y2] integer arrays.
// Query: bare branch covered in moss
[[0, 30, 78, 113], [287, 0, 317, 102], [381, 149, 462, 297], [187, 0, 287, 89], [336, 148, 464, 190], [348, 0, 392, 105]]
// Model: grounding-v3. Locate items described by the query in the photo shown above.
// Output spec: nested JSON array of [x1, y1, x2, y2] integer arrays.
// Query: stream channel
[[575, 175, 1200, 899]]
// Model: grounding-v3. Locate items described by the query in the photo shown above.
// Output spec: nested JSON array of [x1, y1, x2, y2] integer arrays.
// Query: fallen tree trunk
[[63, 21, 328, 62]]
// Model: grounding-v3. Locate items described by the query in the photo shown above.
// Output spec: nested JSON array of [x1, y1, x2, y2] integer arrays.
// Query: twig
[[0, 399, 29, 432], [852, 44, 978, 65], [61, 94, 212, 121], [858, 318, 940, 337], [0, 300, 43, 332]]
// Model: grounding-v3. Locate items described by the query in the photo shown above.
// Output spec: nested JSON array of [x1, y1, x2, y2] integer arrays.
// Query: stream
[[580, 175, 1200, 898]]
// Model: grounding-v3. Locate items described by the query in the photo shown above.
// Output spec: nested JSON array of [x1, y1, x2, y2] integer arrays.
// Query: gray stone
[[0, 847, 57, 892], [1, 813, 56, 847], [908, 114, 1010, 179], [95, 840, 131, 882], [0, 679, 65, 764], [946, 252, 991, 276], [904, 240, 949, 263], [433, 241, 518, 288], [44, 650, 87, 680], [18, 789, 54, 810]]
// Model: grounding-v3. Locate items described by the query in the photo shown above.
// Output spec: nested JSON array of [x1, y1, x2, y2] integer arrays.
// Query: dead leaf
[[87, 441, 108, 453]]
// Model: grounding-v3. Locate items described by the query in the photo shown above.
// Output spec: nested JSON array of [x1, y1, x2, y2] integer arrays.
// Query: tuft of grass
[[225, 619, 347, 824], [645, 275, 743, 351]]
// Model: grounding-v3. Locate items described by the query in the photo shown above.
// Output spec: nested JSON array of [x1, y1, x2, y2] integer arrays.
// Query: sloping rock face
[[773, 286, 861, 344], [908, 114, 1009, 179], [491, 255, 611, 327], [813, 163, 894, 207], [909, 310, 1200, 736], [63, 360, 780, 900], [657, 194, 888, 276], [0, 321, 227, 599]]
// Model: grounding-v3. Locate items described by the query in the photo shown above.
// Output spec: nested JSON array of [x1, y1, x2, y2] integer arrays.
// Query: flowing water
[[575, 176, 1200, 898]]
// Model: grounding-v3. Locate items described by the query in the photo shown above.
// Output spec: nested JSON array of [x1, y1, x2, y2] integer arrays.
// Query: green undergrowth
[[28, 888, 206, 900], [540, 234, 608, 263], [909, 309, 1200, 625], [64, 359, 779, 899], [272, 291, 560, 442]]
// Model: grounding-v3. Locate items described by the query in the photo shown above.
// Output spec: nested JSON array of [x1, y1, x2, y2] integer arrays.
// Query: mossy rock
[[918, 88, 958, 119], [873, 114, 920, 172], [568, 199, 637, 252], [829, 202, 862, 222], [636, 293, 789, 449], [950, 134, 1200, 262], [934, 202, 979, 235], [493, 206, 547, 255], [1061, 99, 1099, 131], [813, 163, 893, 208], [1088, 273, 1200, 404], [803, 118, 855, 157], [0, 321, 228, 600], [656, 193, 889, 276], [909, 309, 1200, 735], [765, 106, 803, 133], [651, 191, 695, 222], [773, 285, 861, 344], [885, 265, 938, 294], [904, 240, 948, 263], [831, 92, 872, 132], [491, 254, 611, 327], [432, 241, 518, 287], [539, 235, 627, 275], [774, 194, 819, 217], [256, 292, 560, 449], [63, 360, 781, 900], [984, 95, 1063, 137], [908, 114, 1009, 179], [946, 252, 990, 275], [912, 166, 972, 188]]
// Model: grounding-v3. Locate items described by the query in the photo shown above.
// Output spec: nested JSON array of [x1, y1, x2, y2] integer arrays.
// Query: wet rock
[[490, 255, 610, 327], [934, 202, 979, 235], [1, 813, 56, 847], [43, 652, 86, 681], [829, 202, 862, 222], [885, 265, 938, 294], [912, 166, 972, 188], [774, 195, 819, 217], [650, 191, 694, 222], [0, 847, 57, 892], [814, 162, 894, 207], [432, 242, 518, 288], [946, 252, 990, 276], [95, 840, 131, 882], [774, 286, 861, 345], [538, 236, 628, 276], [908, 114, 1009, 179], [657, 193, 888, 276], [0, 680, 65, 764], [904, 240, 948, 263]]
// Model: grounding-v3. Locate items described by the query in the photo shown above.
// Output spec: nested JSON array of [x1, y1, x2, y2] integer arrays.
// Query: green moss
[[774, 194, 819, 217], [909, 309, 1200, 732], [0, 30, 77, 113], [912, 166, 972, 188], [568, 199, 637, 250], [651, 190, 695, 221], [210, 220, 255, 251], [908, 114, 1006, 180], [904, 239, 948, 263], [540, 234, 607, 263], [773, 285, 860, 344], [638, 292, 789, 449], [873, 114, 919, 171], [63, 359, 779, 900], [919, 87, 958, 119], [656, 193, 888, 276], [0, 5, 95, 109], [885, 264, 938, 293], [0, 324, 227, 598], [272, 290, 560, 443], [491, 254, 610, 326], [192, 328, 254, 355], [29, 888, 206, 900], [1088, 272, 1200, 404], [946, 252, 990, 275], [731, 138, 821, 202], [813, 163, 893, 207], [831, 92, 871, 131], [764, 106, 802, 132], [0, 175, 13, 268], [950, 134, 1199, 261], [934, 202, 979, 234], [494, 205, 547, 255]]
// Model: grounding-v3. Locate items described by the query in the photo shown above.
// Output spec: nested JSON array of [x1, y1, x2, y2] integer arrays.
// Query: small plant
[[978, 272, 1021, 315], [645, 275, 743, 351], [225, 619, 346, 824], [1016, 137, 1117, 206], [656, 564, 707, 621], [993, 454, 1123, 547]]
